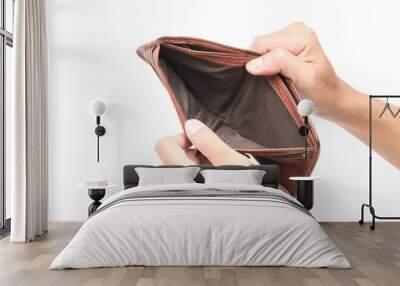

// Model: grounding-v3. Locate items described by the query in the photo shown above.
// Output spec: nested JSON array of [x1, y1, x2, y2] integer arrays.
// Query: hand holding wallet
[[137, 37, 320, 195]]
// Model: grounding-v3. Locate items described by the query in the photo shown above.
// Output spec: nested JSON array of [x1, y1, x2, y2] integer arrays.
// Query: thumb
[[245, 48, 311, 87], [184, 119, 251, 166]]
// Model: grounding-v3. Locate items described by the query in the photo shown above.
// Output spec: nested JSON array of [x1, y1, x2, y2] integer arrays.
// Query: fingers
[[247, 22, 319, 86], [155, 133, 199, 165], [246, 48, 312, 86], [250, 22, 317, 55], [156, 120, 253, 166], [185, 119, 251, 166]]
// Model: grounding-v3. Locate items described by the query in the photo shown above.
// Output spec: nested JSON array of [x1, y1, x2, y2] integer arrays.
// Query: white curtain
[[9, 0, 48, 242]]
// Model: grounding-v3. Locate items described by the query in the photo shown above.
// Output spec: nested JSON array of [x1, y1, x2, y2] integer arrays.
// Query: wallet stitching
[[274, 77, 318, 149], [162, 44, 253, 67], [163, 43, 239, 57], [162, 37, 247, 54], [272, 78, 318, 174], [163, 43, 251, 59]]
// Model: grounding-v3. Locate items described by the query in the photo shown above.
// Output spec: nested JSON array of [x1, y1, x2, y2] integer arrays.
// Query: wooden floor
[[0, 222, 399, 286]]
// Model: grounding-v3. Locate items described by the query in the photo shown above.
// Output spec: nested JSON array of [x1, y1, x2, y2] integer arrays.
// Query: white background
[[47, 0, 400, 221]]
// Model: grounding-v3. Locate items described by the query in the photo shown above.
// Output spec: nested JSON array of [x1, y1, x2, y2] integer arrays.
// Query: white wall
[[47, 0, 400, 221]]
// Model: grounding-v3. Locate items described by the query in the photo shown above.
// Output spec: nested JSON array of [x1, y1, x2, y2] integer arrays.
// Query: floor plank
[[0, 222, 399, 286]]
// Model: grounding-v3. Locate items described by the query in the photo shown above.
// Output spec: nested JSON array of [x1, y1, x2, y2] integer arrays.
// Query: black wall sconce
[[89, 99, 107, 162], [297, 99, 314, 165]]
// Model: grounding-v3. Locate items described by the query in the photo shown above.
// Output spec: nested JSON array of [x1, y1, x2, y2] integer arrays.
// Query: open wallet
[[137, 37, 320, 195]]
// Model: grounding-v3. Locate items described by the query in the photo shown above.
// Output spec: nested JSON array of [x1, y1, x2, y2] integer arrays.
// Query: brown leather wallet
[[137, 37, 320, 195]]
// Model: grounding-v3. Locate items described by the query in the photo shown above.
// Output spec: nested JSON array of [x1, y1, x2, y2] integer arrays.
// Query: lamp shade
[[89, 98, 107, 116], [297, 99, 314, 117]]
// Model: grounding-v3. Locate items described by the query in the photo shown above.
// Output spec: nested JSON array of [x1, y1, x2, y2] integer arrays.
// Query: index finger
[[155, 133, 198, 165], [185, 119, 251, 166]]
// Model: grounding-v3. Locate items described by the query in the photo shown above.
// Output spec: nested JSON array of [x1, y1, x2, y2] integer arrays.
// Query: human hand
[[155, 119, 251, 166], [245, 23, 400, 168], [246, 22, 348, 118]]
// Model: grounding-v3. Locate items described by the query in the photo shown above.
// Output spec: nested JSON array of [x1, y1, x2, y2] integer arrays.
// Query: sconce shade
[[89, 98, 107, 116], [297, 99, 314, 117]]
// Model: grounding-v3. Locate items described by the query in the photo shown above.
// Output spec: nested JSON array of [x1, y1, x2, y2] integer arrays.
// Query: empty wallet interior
[[157, 44, 305, 151], [137, 37, 320, 195]]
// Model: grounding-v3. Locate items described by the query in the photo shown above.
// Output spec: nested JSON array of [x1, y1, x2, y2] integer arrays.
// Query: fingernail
[[185, 119, 204, 135], [246, 57, 263, 72]]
